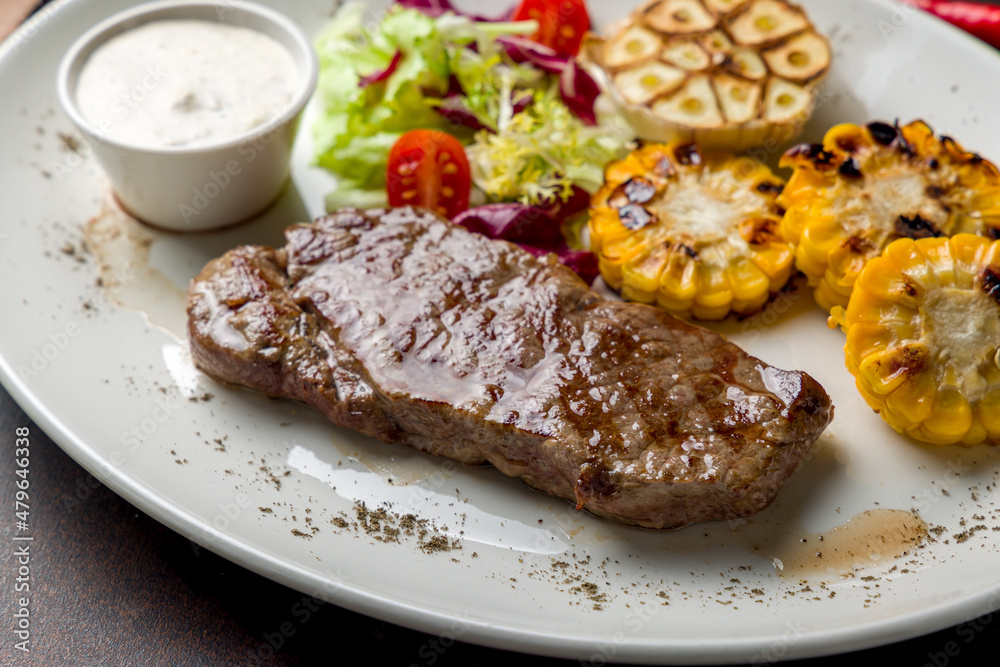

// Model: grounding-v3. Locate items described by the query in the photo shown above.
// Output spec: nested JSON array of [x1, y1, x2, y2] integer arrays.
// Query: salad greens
[[312, 1, 631, 210], [466, 82, 630, 205], [452, 202, 599, 285], [312, 2, 535, 209]]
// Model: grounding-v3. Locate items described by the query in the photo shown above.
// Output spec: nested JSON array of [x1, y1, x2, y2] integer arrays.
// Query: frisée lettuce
[[312, 1, 631, 211], [466, 80, 631, 205], [312, 2, 535, 209]]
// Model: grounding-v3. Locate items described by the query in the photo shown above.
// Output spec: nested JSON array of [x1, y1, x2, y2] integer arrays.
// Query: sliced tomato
[[512, 0, 591, 57], [386, 129, 471, 219]]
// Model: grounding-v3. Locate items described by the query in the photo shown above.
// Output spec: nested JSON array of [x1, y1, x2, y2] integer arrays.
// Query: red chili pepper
[[899, 0, 1000, 50]]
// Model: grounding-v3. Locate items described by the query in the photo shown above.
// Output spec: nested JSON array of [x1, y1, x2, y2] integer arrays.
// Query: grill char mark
[[186, 207, 834, 529]]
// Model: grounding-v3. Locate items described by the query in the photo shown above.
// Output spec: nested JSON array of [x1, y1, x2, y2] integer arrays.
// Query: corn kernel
[[923, 389, 972, 441], [694, 263, 733, 309], [858, 344, 927, 395], [728, 258, 770, 301], [842, 233, 1000, 445], [623, 246, 668, 294], [590, 140, 790, 320], [884, 374, 935, 427], [779, 120, 1000, 316], [749, 244, 793, 279]]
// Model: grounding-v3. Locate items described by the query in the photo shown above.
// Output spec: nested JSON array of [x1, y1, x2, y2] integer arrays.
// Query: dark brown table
[[3, 1, 1000, 665]]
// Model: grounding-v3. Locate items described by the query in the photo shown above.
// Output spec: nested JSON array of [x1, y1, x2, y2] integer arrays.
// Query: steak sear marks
[[187, 207, 833, 529]]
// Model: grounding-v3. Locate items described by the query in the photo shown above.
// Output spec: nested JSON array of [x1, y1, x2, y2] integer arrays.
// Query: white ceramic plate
[[3, 0, 1000, 663]]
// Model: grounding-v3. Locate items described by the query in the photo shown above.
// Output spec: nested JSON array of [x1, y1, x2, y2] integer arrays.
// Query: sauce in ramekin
[[76, 19, 298, 148]]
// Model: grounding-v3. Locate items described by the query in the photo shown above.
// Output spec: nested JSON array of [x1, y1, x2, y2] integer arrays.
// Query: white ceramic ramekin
[[56, 0, 318, 231]]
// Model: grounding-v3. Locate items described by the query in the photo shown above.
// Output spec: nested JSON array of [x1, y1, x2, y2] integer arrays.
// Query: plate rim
[[3, 0, 1000, 662]]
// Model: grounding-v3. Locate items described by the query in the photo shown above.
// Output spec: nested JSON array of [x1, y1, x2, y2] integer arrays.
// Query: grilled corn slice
[[589, 141, 792, 320], [582, 0, 831, 151], [837, 234, 1000, 446], [779, 120, 1000, 312]]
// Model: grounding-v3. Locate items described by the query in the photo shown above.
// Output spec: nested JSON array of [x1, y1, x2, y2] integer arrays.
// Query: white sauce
[[76, 19, 298, 148]]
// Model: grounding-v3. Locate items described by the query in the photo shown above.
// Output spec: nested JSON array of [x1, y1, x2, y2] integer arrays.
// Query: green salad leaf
[[312, 1, 631, 212], [466, 80, 632, 206], [312, 4, 447, 206]]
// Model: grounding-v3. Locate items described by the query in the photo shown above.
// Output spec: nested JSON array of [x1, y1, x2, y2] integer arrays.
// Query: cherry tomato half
[[512, 0, 591, 57], [386, 129, 471, 219]]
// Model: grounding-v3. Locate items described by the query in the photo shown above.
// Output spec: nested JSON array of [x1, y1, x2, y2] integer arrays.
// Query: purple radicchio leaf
[[515, 245, 599, 286], [511, 90, 533, 115], [395, 0, 512, 22], [534, 185, 591, 221], [452, 203, 598, 285], [391, 6, 597, 124], [434, 97, 493, 132], [433, 90, 533, 133], [553, 249, 599, 286], [558, 61, 600, 126], [496, 36, 600, 125], [452, 203, 562, 247], [496, 35, 568, 74], [358, 50, 402, 88], [445, 73, 465, 97], [420, 74, 466, 101]]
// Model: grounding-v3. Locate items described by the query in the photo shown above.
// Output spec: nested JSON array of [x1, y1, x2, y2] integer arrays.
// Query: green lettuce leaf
[[311, 2, 630, 212], [312, 2, 534, 204]]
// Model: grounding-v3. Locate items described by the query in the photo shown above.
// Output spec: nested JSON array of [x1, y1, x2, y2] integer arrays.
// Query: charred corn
[[836, 234, 1000, 446], [779, 120, 1000, 312], [582, 0, 831, 151], [589, 141, 792, 320]]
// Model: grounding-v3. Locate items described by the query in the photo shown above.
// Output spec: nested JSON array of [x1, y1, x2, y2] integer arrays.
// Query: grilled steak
[[187, 207, 833, 528]]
